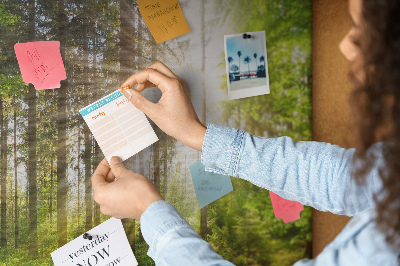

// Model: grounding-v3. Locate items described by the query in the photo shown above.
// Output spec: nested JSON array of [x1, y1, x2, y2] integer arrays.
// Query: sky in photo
[[226, 32, 266, 73]]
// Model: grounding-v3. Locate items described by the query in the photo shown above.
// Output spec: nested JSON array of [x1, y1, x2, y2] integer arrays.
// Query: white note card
[[80, 90, 158, 162], [51, 218, 138, 266]]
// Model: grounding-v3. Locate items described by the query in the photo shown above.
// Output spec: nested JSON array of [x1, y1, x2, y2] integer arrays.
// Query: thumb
[[123, 89, 155, 115], [109, 156, 128, 178]]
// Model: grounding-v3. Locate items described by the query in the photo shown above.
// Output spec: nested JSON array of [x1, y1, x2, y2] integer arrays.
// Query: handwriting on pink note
[[14, 41, 67, 90], [269, 191, 304, 223]]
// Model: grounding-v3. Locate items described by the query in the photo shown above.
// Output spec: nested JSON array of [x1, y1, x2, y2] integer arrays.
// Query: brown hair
[[350, 0, 400, 255]]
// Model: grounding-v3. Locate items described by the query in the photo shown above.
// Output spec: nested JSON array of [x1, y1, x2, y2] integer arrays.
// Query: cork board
[[312, 0, 354, 257]]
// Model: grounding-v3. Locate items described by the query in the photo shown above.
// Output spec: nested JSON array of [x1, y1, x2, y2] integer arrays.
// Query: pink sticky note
[[14, 41, 67, 90], [269, 191, 304, 223]]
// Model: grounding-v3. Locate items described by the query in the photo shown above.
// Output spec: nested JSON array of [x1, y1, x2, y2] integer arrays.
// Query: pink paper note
[[269, 191, 304, 223], [14, 41, 67, 90]]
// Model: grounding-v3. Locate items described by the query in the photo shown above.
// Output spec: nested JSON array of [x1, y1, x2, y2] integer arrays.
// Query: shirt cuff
[[140, 200, 192, 259], [201, 124, 245, 176]]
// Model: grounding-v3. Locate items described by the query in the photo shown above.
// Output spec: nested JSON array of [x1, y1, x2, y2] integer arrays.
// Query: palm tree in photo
[[253, 53, 257, 75], [244, 56, 251, 77], [237, 51, 242, 76], [260, 55, 266, 73], [231, 64, 239, 73], [227, 56, 233, 73]]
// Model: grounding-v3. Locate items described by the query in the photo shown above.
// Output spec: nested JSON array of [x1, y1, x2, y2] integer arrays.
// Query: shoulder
[[322, 209, 399, 265]]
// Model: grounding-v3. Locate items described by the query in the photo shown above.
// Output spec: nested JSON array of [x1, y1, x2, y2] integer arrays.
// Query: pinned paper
[[14, 41, 66, 90], [189, 161, 233, 208], [80, 90, 158, 162], [269, 191, 304, 223], [51, 218, 138, 266], [137, 0, 191, 44]]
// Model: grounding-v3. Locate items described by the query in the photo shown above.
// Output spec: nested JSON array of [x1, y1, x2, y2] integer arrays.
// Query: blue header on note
[[80, 91, 123, 117]]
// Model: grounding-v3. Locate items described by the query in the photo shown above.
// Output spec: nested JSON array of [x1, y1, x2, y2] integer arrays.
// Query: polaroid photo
[[224, 30, 270, 100]]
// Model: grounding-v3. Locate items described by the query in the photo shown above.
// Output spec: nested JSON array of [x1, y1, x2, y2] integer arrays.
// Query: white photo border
[[224, 30, 270, 100]]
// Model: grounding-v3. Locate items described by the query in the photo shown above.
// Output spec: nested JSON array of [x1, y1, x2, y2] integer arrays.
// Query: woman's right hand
[[120, 61, 207, 151]]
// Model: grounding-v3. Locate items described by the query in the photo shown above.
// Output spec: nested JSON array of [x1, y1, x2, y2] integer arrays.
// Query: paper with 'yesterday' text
[[51, 218, 137, 266]]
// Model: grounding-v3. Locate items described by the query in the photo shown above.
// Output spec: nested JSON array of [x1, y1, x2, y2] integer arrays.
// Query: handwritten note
[[269, 191, 304, 223], [189, 161, 233, 208], [80, 90, 158, 162], [14, 41, 66, 90], [51, 218, 138, 266], [137, 0, 191, 44]]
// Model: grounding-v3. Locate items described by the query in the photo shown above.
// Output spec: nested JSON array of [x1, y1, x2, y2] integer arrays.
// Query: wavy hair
[[350, 0, 400, 256]]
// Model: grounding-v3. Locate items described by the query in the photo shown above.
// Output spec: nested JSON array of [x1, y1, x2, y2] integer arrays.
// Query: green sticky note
[[189, 161, 233, 208]]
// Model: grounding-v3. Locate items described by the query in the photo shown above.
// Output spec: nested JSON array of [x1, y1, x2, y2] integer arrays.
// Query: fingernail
[[123, 89, 133, 101], [110, 156, 123, 165]]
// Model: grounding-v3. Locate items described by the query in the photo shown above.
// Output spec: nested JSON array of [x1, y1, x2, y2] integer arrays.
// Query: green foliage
[[215, 0, 312, 140], [208, 179, 312, 265], [207, 0, 313, 265], [0, 75, 27, 96], [0, 3, 19, 26]]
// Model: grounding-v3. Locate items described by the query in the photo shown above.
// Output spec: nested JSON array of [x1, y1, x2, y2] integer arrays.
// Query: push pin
[[242, 33, 252, 39], [83, 233, 96, 240], [120, 85, 130, 92]]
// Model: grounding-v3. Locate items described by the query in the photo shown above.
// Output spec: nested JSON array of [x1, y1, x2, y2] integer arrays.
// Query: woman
[[91, 0, 400, 264]]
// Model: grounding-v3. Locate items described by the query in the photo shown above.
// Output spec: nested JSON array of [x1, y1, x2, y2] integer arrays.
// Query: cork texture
[[312, 0, 353, 257]]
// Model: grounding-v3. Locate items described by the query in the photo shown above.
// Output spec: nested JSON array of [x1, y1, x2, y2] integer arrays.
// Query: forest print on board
[[0, 0, 311, 265]]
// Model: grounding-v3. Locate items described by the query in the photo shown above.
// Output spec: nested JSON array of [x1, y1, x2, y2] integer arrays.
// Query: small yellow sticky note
[[137, 0, 191, 44]]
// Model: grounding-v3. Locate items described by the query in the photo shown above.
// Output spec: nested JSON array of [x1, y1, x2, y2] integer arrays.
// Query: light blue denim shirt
[[140, 124, 399, 265]]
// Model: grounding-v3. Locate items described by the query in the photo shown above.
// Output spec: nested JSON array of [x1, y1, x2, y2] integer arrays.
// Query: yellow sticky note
[[137, 0, 191, 44]]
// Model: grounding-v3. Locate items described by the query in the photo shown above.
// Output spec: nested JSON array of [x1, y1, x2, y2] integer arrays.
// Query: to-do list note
[[137, 0, 191, 44], [80, 90, 158, 162]]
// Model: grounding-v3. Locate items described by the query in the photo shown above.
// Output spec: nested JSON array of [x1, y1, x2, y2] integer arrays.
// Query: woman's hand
[[120, 61, 206, 152], [91, 157, 164, 220]]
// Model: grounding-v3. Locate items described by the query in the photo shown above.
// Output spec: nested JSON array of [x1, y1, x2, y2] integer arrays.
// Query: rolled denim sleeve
[[140, 200, 234, 266], [201, 124, 383, 216]]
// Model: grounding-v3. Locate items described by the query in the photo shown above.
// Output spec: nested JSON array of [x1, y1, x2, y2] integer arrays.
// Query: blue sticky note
[[189, 161, 233, 208]]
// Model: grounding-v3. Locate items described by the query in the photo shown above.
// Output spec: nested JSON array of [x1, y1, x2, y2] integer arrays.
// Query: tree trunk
[[83, 2, 93, 232], [163, 135, 168, 198], [27, 0, 38, 255], [28, 86, 37, 254], [119, 0, 137, 251], [50, 153, 53, 227], [199, 0, 208, 240], [0, 97, 6, 247], [25, 178, 28, 228], [77, 130, 81, 227], [153, 133, 160, 191], [151, 20, 160, 191], [13, 95, 18, 249], [93, 138, 100, 226], [57, 0, 68, 247]]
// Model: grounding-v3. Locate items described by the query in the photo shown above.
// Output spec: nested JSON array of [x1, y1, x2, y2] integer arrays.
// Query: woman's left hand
[[91, 157, 164, 220]]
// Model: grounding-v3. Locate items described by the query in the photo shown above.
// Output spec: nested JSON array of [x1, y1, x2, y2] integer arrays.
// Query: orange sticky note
[[14, 41, 67, 90], [269, 191, 304, 223], [137, 0, 191, 44]]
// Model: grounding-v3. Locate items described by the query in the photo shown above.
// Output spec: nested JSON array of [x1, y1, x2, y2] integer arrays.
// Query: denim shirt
[[140, 124, 399, 265]]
